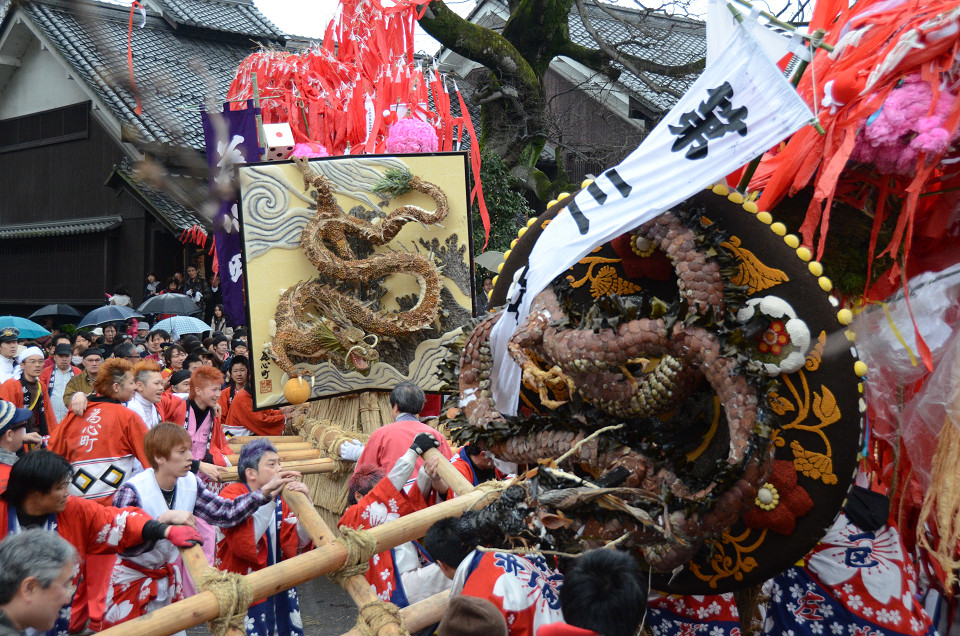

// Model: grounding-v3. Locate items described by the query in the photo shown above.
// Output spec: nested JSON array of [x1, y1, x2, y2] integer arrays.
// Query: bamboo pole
[[228, 436, 296, 444], [178, 545, 245, 636], [281, 489, 403, 636], [225, 448, 321, 464], [422, 448, 475, 496], [219, 458, 338, 482], [229, 441, 313, 453], [95, 485, 503, 636], [340, 591, 449, 636]]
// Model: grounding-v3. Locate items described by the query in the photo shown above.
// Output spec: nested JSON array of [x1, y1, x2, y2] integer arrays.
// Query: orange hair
[[188, 364, 223, 400], [93, 358, 133, 398], [143, 422, 192, 470]]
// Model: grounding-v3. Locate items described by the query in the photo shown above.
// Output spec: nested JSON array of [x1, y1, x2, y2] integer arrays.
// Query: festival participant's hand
[[165, 525, 203, 547], [69, 392, 88, 416], [339, 439, 363, 461], [284, 481, 311, 499], [22, 432, 43, 446], [261, 470, 303, 499], [423, 455, 449, 494], [198, 462, 221, 482], [158, 510, 197, 528], [214, 403, 222, 418], [410, 432, 440, 456]]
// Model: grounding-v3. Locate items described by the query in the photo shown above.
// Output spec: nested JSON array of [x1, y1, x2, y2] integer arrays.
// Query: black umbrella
[[78, 305, 143, 328], [28, 304, 82, 323], [137, 293, 201, 316]]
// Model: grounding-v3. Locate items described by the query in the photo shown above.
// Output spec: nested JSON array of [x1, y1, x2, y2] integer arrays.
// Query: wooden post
[[225, 448, 321, 464], [95, 485, 504, 636], [281, 488, 403, 636], [340, 591, 449, 636], [178, 545, 245, 636], [228, 435, 296, 444], [219, 458, 338, 482], [422, 448, 474, 496], [229, 441, 313, 453]]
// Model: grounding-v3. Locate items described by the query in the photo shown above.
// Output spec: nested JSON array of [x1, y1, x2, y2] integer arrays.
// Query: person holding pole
[[103, 423, 301, 631], [216, 439, 312, 636]]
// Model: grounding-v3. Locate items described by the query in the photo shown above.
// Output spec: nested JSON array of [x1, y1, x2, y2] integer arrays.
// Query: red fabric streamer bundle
[[223, 0, 490, 244]]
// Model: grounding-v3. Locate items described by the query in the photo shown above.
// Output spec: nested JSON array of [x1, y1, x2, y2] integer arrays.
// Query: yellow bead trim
[[784, 234, 800, 248], [510, 238, 518, 249], [496, 261, 504, 273], [770, 222, 787, 236], [796, 247, 812, 262], [517, 226, 527, 237], [581, 179, 594, 189], [503, 249, 512, 262], [712, 184, 730, 196], [491, 275, 499, 287], [756, 211, 773, 224], [755, 483, 780, 511], [845, 330, 856, 342], [818, 277, 833, 292], [526, 218, 537, 228], [837, 308, 853, 325], [558, 192, 570, 201], [858, 382, 864, 394], [808, 261, 823, 276], [742, 201, 759, 214], [854, 361, 868, 377], [547, 199, 558, 208], [727, 191, 745, 205]]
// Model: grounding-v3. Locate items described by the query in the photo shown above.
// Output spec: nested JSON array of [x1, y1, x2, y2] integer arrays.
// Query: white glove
[[193, 291, 203, 302], [339, 439, 364, 461]]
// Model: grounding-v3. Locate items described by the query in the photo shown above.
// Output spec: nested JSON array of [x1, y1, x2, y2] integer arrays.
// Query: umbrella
[[0, 316, 51, 339], [28, 304, 82, 323], [152, 316, 211, 340], [137, 293, 200, 316], [475, 250, 506, 271], [78, 305, 143, 328]]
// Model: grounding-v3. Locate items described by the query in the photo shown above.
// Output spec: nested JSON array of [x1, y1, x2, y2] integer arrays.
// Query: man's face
[[171, 349, 186, 369], [136, 371, 165, 404], [157, 444, 194, 478], [103, 325, 116, 341], [147, 334, 164, 354], [113, 371, 137, 402], [1, 426, 24, 452], [54, 353, 71, 371], [24, 560, 77, 631], [472, 450, 496, 470], [138, 328, 149, 338], [37, 477, 70, 514], [246, 451, 280, 487], [193, 380, 221, 409], [187, 266, 198, 280], [234, 344, 248, 358], [215, 341, 229, 358], [20, 355, 44, 381], [0, 341, 17, 358], [74, 335, 90, 350], [230, 364, 248, 387], [83, 355, 102, 377], [186, 360, 202, 373]]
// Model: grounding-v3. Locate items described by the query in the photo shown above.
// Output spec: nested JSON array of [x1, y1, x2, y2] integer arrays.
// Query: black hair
[[183, 354, 203, 368], [1, 451, 73, 508], [228, 355, 249, 371], [75, 330, 94, 343], [147, 329, 170, 342], [389, 381, 425, 415], [423, 517, 473, 568], [211, 334, 229, 347], [162, 344, 186, 367], [560, 549, 647, 636]]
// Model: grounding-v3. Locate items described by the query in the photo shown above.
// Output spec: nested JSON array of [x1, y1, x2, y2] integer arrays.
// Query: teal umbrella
[[0, 316, 51, 339]]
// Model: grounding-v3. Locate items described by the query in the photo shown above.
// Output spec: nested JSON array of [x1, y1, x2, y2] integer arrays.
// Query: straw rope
[[196, 569, 255, 636], [330, 526, 379, 585], [355, 600, 410, 636]]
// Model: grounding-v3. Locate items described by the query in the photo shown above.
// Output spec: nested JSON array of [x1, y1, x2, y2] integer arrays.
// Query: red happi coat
[[158, 392, 187, 425], [0, 377, 58, 436], [339, 477, 427, 606], [215, 483, 304, 580], [446, 447, 506, 498], [224, 388, 285, 437], [48, 397, 150, 504], [458, 551, 565, 636]]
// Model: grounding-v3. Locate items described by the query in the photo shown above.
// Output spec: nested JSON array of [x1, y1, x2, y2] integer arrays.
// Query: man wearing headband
[[0, 328, 19, 385], [0, 347, 57, 439]]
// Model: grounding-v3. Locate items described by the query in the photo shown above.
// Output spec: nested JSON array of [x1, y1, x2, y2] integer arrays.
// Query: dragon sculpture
[[268, 157, 450, 378], [453, 204, 776, 573]]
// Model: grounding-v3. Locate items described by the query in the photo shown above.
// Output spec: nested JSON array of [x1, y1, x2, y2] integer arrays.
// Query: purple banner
[[200, 102, 261, 327]]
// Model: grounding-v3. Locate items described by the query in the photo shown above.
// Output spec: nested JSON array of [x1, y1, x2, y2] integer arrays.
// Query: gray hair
[[0, 530, 77, 604], [237, 438, 278, 485], [389, 381, 425, 415]]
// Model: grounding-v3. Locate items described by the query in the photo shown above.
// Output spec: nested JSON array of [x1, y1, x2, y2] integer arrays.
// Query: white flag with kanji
[[488, 19, 814, 416]]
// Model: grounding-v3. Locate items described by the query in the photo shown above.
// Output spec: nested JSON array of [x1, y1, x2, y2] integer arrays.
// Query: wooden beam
[[422, 448, 475, 496], [228, 435, 301, 444], [340, 592, 449, 636], [178, 546, 244, 636], [218, 458, 337, 482], [94, 485, 504, 636], [225, 448, 321, 464], [229, 441, 313, 453]]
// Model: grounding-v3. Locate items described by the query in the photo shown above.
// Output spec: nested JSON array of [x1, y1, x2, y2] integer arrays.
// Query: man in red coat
[[355, 382, 453, 475], [0, 347, 58, 440], [216, 439, 311, 636], [223, 385, 288, 437], [0, 450, 201, 636]]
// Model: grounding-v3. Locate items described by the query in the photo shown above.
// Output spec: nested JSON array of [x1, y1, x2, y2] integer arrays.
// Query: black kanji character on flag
[[669, 81, 748, 160]]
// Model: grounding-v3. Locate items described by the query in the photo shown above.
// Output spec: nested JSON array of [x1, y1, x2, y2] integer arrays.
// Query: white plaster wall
[[0, 38, 88, 119]]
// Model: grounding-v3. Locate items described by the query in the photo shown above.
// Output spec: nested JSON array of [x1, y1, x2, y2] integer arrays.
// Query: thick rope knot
[[197, 569, 254, 636], [355, 600, 409, 636], [330, 525, 379, 585], [469, 479, 511, 511]]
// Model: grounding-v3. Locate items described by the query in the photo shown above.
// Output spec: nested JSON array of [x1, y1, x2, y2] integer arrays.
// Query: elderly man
[[0, 347, 57, 438], [0, 328, 19, 385], [355, 381, 453, 474], [40, 343, 80, 424], [133, 322, 150, 347], [0, 530, 78, 636], [63, 349, 102, 412]]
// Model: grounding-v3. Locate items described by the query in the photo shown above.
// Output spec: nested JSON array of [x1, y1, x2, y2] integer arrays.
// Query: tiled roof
[[568, 4, 704, 112], [0, 215, 122, 239], [20, 0, 284, 149], [107, 160, 210, 232], [148, 0, 285, 41]]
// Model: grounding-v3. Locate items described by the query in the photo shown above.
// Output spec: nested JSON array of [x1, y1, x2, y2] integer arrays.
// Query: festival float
[[101, 0, 960, 633]]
